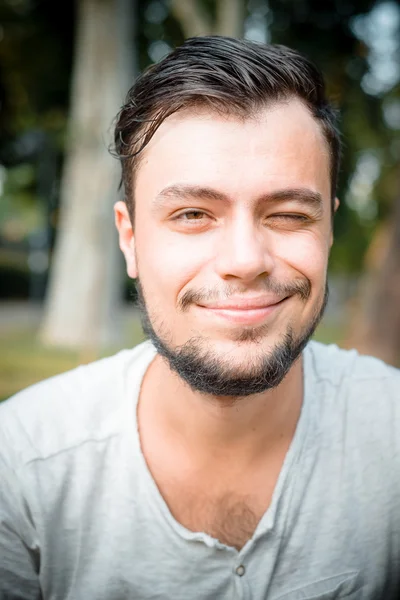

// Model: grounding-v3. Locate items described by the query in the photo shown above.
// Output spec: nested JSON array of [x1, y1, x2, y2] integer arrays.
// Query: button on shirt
[[1, 341, 400, 599], [236, 565, 246, 577]]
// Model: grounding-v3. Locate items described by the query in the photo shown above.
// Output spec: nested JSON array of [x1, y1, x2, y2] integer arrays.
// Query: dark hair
[[114, 36, 340, 217]]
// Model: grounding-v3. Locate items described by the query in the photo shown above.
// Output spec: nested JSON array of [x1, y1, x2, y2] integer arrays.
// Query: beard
[[135, 277, 329, 398]]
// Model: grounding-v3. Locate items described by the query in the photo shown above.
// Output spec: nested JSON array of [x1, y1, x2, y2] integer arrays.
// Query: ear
[[330, 197, 340, 247], [114, 201, 138, 279]]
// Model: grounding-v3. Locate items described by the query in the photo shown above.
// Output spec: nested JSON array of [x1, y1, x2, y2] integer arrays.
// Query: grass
[[0, 317, 146, 401], [0, 318, 344, 402]]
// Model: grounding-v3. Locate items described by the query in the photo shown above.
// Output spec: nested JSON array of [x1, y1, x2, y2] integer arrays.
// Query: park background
[[0, 0, 399, 401]]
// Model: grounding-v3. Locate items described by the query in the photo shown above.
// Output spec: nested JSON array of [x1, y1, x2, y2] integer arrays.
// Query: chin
[[204, 325, 285, 350], [192, 333, 283, 370]]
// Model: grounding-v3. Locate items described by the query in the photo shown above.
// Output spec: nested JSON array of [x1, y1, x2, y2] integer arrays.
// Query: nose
[[214, 213, 275, 282]]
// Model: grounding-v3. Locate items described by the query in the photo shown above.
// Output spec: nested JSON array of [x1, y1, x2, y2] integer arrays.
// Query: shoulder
[[304, 343, 400, 540], [0, 341, 156, 467], [306, 340, 400, 393], [305, 340, 400, 452]]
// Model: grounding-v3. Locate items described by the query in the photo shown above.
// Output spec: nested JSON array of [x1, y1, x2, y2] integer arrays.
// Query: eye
[[169, 209, 213, 232], [272, 214, 308, 221], [268, 213, 310, 224], [176, 210, 207, 221]]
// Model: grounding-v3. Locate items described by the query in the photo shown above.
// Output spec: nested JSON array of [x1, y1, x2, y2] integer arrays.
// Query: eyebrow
[[153, 184, 323, 212], [153, 185, 228, 207]]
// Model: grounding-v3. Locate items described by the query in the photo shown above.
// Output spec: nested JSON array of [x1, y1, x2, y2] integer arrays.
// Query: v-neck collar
[[124, 340, 315, 556]]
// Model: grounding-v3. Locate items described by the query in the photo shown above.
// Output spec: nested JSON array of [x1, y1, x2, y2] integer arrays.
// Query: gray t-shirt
[[1, 340, 400, 600]]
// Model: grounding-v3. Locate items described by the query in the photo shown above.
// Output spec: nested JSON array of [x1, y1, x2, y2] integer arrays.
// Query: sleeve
[[0, 448, 41, 599]]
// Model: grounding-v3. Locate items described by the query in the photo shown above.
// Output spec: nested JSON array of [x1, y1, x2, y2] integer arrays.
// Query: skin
[[115, 98, 339, 502]]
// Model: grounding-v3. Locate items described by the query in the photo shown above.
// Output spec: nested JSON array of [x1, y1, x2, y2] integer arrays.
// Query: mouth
[[196, 297, 288, 325]]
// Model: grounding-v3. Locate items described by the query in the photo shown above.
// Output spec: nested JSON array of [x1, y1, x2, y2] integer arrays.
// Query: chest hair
[[164, 488, 264, 551]]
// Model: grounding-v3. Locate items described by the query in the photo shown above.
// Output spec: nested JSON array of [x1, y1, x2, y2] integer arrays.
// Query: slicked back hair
[[113, 36, 340, 220]]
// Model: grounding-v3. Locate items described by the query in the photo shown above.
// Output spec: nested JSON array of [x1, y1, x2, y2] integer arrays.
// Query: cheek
[[136, 228, 212, 301], [274, 232, 329, 284]]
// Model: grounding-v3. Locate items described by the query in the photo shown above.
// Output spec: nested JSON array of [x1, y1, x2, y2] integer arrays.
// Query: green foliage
[[0, 0, 74, 143], [0, 164, 40, 237]]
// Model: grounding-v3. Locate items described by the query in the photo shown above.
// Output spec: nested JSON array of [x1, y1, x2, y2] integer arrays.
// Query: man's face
[[116, 99, 336, 396]]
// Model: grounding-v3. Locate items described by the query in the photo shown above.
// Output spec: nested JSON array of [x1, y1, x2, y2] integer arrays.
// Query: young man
[[1, 36, 399, 600]]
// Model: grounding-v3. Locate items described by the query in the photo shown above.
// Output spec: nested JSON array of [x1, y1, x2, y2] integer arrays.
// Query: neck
[[138, 352, 304, 466]]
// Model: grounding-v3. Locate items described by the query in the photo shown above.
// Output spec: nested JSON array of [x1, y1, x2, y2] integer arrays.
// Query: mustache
[[178, 277, 312, 312]]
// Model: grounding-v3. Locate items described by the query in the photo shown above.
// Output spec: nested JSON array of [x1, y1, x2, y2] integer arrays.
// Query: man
[[1, 36, 399, 600]]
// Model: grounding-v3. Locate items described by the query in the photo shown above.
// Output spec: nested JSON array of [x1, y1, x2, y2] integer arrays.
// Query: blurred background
[[0, 0, 399, 400]]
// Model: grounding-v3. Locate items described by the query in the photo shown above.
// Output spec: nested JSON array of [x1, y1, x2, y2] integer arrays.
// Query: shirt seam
[[19, 431, 123, 468]]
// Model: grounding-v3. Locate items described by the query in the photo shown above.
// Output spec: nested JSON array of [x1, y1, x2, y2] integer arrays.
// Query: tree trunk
[[216, 0, 244, 37], [170, 0, 212, 37], [170, 0, 245, 38], [346, 182, 400, 366], [40, 0, 136, 350]]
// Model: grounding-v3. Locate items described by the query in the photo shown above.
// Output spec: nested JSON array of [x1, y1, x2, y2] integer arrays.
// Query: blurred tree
[[346, 183, 400, 364], [0, 0, 73, 301], [342, 4, 400, 365], [0, 0, 73, 147], [170, 0, 244, 37], [39, 0, 136, 349]]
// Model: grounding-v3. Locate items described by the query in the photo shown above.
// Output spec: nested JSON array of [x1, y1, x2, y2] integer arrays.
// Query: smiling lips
[[197, 297, 288, 325]]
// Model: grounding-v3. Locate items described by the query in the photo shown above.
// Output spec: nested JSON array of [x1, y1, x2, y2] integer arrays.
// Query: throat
[[147, 352, 304, 461]]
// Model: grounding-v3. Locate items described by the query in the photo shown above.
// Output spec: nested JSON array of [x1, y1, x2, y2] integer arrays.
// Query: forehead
[[135, 99, 331, 205]]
